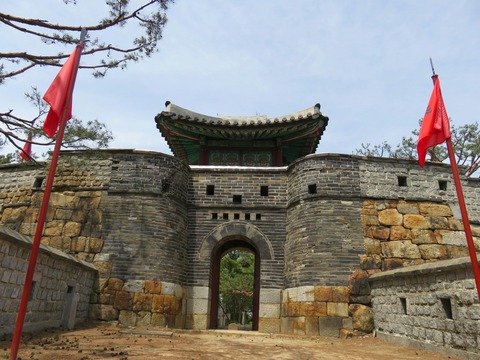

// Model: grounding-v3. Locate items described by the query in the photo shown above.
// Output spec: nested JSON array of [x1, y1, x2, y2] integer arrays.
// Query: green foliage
[[0, 0, 174, 82], [354, 120, 480, 177], [354, 141, 392, 158], [219, 250, 255, 325], [0, 88, 113, 163], [62, 118, 113, 149], [0, 0, 174, 162], [0, 137, 10, 164], [0, 153, 14, 164]]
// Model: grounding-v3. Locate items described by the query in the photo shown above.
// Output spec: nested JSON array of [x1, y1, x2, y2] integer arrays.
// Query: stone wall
[[358, 198, 480, 339], [280, 285, 352, 336], [358, 155, 480, 220], [93, 150, 189, 327], [281, 155, 366, 336], [100, 151, 189, 283], [186, 166, 287, 329], [187, 166, 287, 289], [0, 225, 96, 335], [369, 257, 480, 359], [1, 150, 479, 338], [0, 153, 109, 264], [361, 199, 479, 272], [285, 155, 365, 288], [90, 278, 186, 328], [0, 150, 190, 328]]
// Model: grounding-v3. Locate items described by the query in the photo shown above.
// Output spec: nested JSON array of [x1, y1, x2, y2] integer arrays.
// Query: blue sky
[[1, 0, 479, 157]]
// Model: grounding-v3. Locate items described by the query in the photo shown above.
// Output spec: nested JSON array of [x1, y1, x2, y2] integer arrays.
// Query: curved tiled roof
[[155, 102, 329, 165], [159, 101, 324, 127]]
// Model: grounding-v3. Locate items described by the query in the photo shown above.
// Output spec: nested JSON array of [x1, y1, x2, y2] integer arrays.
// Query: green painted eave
[[155, 102, 329, 165]]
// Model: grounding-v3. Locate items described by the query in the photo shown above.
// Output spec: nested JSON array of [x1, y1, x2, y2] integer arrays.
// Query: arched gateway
[[154, 101, 332, 333], [0, 101, 377, 337], [2, 100, 480, 354], [198, 222, 275, 330], [152, 102, 363, 335], [198, 222, 275, 261]]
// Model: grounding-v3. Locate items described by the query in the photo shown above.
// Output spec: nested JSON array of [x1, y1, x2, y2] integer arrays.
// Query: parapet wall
[[369, 257, 480, 359], [358, 155, 480, 220], [187, 166, 287, 290], [0, 150, 479, 336], [0, 225, 96, 335], [286, 155, 364, 288], [100, 150, 189, 283], [0, 150, 190, 328]]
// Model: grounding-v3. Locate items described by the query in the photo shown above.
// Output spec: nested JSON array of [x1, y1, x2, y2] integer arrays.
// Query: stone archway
[[198, 222, 274, 262], [198, 222, 274, 330]]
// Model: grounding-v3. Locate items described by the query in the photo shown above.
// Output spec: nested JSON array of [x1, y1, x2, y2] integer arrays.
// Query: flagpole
[[9, 29, 86, 360], [445, 137, 480, 301], [428, 69, 480, 301]]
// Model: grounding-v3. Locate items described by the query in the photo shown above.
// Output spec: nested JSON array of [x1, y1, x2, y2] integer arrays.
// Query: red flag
[[20, 132, 32, 161], [417, 75, 451, 167], [42, 46, 82, 137]]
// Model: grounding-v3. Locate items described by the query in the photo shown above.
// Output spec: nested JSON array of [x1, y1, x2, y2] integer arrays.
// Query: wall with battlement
[[100, 150, 189, 284], [0, 225, 96, 335], [370, 257, 480, 359], [0, 150, 479, 337], [0, 150, 190, 328], [187, 166, 287, 289], [357, 155, 480, 220], [286, 155, 364, 288]]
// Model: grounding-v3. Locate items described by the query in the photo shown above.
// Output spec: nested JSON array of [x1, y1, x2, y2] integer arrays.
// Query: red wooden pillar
[[274, 139, 283, 166]]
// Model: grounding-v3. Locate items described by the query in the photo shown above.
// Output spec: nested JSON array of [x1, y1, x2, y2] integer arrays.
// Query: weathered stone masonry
[[0, 225, 96, 335], [370, 257, 480, 359], [91, 151, 190, 328], [0, 149, 479, 340]]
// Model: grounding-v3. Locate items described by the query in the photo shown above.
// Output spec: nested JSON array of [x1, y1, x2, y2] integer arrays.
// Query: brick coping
[[0, 225, 97, 272], [368, 256, 476, 282]]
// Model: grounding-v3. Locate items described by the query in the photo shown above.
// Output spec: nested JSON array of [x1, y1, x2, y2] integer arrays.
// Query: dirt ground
[[0, 322, 464, 360]]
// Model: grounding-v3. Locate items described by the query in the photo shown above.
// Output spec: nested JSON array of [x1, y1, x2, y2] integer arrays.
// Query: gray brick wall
[[370, 257, 480, 359], [358, 156, 480, 219], [288, 154, 361, 203], [188, 165, 287, 208], [102, 151, 189, 283], [286, 155, 364, 287], [187, 167, 287, 289], [108, 150, 188, 198], [101, 193, 188, 283], [286, 199, 364, 287], [0, 225, 96, 335], [2, 150, 480, 332]]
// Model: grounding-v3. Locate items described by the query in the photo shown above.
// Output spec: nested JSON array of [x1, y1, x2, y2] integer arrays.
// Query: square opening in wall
[[397, 176, 407, 187], [29, 281, 37, 301], [400, 297, 407, 314], [33, 177, 44, 188], [245, 213, 251, 220], [260, 185, 269, 196], [211, 213, 218, 220], [441, 298, 453, 319], [438, 180, 448, 191], [223, 213, 229, 220], [67, 285, 74, 294], [308, 184, 317, 194], [256, 213, 262, 220], [233, 195, 242, 204], [161, 180, 170, 193], [234, 213, 240, 220], [206, 185, 215, 195]]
